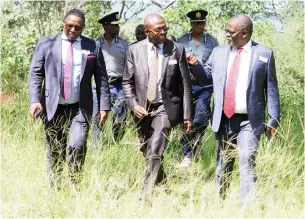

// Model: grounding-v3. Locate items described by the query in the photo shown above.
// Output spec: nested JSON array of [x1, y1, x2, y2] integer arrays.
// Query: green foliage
[[164, 0, 266, 41], [82, 1, 112, 39], [1, 1, 112, 93]]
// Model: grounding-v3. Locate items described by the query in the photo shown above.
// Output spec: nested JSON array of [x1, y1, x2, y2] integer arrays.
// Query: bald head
[[144, 13, 164, 29], [144, 13, 167, 44], [230, 14, 253, 37]]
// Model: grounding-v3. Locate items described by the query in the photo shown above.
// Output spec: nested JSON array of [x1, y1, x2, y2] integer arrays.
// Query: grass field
[[1, 91, 304, 218]]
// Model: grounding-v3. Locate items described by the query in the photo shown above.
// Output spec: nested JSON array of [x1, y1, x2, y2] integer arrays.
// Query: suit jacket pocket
[[87, 55, 96, 60]]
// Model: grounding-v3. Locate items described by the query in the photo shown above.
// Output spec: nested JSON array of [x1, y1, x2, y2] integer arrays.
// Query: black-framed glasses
[[224, 28, 242, 36], [65, 24, 83, 31], [191, 21, 206, 25], [148, 26, 169, 34]]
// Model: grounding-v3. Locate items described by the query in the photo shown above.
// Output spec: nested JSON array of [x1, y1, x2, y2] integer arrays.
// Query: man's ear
[[144, 29, 149, 35]]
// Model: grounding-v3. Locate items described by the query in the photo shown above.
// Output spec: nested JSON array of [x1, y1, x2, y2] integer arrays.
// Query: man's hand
[[133, 105, 148, 119], [29, 102, 42, 117], [186, 55, 199, 66], [266, 126, 277, 138], [183, 120, 192, 133], [97, 110, 109, 127]]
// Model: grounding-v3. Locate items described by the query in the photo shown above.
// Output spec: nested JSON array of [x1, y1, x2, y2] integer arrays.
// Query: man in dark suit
[[189, 14, 280, 206], [28, 9, 110, 187], [123, 13, 192, 199]]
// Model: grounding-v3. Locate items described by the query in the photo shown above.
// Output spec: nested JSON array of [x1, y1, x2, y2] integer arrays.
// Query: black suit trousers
[[135, 104, 172, 198], [43, 103, 89, 186]]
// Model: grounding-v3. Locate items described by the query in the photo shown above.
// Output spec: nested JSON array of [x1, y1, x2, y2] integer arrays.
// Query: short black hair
[[64, 9, 85, 24]]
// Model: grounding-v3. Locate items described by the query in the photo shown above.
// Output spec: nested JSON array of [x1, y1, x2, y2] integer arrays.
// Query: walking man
[[28, 9, 110, 186], [123, 13, 192, 199], [177, 10, 218, 167], [93, 12, 129, 144], [189, 14, 280, 206]]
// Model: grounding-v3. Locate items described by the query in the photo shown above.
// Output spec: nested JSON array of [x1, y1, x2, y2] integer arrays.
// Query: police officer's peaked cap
[[98, 12, 120, 24], [187, 10, 208, 22]]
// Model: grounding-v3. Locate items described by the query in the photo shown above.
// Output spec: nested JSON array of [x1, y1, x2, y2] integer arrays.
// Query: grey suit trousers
[[43, 103, 89, 186], [135, 104, 172, 199], [216, 113, 259, 206]]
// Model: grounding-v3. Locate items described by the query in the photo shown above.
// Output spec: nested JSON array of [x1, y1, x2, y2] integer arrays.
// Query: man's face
[[145, 18, 168, 44], [191, 21, 206, 34], [63, 15, 84, 40], [135, 28, 146, 41], [226, 19, 245, 48], [104, 24, 120, 37]]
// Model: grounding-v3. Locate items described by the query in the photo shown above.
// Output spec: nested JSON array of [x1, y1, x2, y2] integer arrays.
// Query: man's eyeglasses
[[148, 27, 169, 34], [65, 24, 83, 31], [191, 21, 206, 25], [224, 28, 243, 36]]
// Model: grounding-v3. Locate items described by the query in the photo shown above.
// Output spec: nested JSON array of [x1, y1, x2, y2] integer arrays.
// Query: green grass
[[1, 91, 304, 218]]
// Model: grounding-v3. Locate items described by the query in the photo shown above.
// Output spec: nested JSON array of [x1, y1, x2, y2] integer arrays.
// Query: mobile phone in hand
[[34, 108, 42, 119], [265, 129, 272, 140]]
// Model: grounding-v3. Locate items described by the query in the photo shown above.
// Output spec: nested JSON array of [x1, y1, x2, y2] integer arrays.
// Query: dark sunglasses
[[191, 21, 206, 25], [65, 24, 83, 31]]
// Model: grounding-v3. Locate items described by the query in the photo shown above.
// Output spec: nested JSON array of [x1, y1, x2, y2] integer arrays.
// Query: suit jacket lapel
[[248, 41, 258, 87], [53, 34, 62, 83], [222, 45, 231, 90], [80, 36, 88, 80], [161, 40, 174, 83], [141, 40, 149, 81]]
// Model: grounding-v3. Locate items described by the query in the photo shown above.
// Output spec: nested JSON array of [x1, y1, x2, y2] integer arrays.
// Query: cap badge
[[196, 12, 201, 18]]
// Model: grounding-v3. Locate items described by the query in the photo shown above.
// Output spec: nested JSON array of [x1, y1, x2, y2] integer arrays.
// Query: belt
[[223, 112, 248, 119], [147, 101, 162, 109], [58, 102, 79, 107]]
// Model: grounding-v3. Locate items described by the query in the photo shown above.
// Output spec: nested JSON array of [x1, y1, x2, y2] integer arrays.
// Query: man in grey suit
[[123, 13, 192, 200], [189, 14, 280, 206], [28, 9, 110, 187]]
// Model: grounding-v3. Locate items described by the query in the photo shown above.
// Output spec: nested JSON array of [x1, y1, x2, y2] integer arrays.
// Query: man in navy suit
[[189, 14, 280, 206], [28, 9, 110, 187]]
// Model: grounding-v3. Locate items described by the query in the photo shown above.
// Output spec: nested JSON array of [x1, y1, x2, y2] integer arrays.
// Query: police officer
[[92, 12, 129, 146], [177, 10, 218, 167]]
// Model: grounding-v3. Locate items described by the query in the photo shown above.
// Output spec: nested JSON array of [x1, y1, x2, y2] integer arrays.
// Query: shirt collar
[[188, 32, 207, 42], [241, 40, 252, 52], [61, 32, 82, 42], [232, 40, 252, 53], [146, 38, 164, 50]]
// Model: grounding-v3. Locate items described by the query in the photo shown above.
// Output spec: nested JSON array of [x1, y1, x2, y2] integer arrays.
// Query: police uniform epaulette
[[97, 36, 105, 44], [206, 33, 217, 41], [116, 35, 129, 44], [177, 33, 190, 41]]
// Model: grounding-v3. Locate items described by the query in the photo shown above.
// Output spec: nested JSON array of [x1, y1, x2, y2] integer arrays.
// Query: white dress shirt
[[147, 39, 164, 103], [226, 40, 252, 114], [59, 33, 82, 105]]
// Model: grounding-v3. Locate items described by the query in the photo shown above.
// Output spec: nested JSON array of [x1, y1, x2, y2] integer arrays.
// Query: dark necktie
[[62, 40, 74, 100], [147, 44, 159, 102], [224, 47, 243, 118]]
